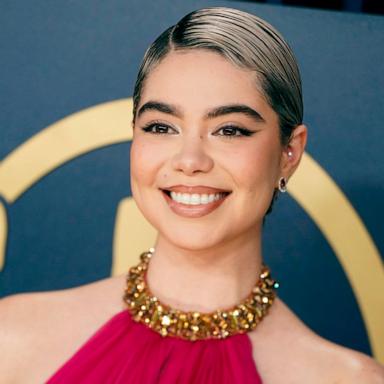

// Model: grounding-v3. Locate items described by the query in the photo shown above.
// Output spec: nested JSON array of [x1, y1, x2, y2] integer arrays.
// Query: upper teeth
[[170, 192, 226, 205]]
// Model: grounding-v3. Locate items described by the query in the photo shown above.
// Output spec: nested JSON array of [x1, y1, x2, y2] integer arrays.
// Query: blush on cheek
[[244, 145, 280, 183], [131, 140, 168, 190], [131, 142, 152, 171]]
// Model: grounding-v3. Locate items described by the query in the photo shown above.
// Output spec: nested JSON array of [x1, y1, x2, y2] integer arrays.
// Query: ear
[[279, 124, 307, 180]]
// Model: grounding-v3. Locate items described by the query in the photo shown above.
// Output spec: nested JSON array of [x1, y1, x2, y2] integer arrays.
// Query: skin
[[1, 49, 383, 383], [130, 49, 306, 313]]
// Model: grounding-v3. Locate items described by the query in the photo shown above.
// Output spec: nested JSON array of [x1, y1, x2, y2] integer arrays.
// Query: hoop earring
[[278, 177, 287, 193]]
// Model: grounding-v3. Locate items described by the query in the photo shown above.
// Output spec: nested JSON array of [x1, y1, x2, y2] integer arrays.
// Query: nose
[[171, 137, 214, 176]]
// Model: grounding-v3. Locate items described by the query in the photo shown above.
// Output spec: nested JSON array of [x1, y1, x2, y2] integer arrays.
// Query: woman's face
[[130, 49, 285, 250]]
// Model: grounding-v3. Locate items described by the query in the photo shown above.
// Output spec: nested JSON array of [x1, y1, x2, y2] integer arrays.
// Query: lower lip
[[161, 190, 230, 218]]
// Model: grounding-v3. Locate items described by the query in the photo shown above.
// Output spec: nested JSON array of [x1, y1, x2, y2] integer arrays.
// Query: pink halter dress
[[46, 307, 263, 383]]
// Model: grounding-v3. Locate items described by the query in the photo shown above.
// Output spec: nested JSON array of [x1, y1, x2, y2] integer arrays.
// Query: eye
[[141, 122, 178, 135], [214, 125, 255, 138]]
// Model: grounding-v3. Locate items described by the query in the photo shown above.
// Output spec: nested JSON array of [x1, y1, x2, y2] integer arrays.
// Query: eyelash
[[216, 126, 254, 138], [140, 122, 255, 138], [141, 122, 177, 135]]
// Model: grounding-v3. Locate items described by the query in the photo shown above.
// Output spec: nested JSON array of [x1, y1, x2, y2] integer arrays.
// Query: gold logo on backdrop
[[0, 98, 383, 362]]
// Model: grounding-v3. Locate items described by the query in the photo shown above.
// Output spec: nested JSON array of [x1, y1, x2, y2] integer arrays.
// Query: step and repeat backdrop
[[0, 0, 383, 362]]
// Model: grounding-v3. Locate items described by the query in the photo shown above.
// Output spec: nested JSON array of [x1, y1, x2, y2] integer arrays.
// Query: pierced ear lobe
[[281, 124, 307, 175], [281, 146, 298, 175], [281, 147, 293, 168]]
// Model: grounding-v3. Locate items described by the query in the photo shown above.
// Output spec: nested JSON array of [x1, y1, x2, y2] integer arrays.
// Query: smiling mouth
[[160, 189, 231, 218], [161, 189, 230, 205]]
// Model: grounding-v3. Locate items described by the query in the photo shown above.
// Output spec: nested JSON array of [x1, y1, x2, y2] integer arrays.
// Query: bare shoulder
[[0, 274, 126, 382], [335, 346, 384, 383], [249, 297, 384, 383], [313, 331, 384, 383], [0, 290, 61, 381]]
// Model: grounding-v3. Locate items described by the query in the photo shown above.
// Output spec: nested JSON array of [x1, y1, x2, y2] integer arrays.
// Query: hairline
[[133, 46, 269, 125]]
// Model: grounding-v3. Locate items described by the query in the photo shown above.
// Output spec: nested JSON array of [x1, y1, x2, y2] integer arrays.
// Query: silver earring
[[288, 151, 293, 158], [278, 177, 287, 193]]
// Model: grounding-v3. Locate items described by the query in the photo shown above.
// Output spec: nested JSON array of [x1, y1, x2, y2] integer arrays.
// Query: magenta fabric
[[46, 309, 262, 383]]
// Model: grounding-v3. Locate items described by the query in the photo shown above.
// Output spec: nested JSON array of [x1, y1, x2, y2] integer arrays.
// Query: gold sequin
[[123, 249, 278, 341]]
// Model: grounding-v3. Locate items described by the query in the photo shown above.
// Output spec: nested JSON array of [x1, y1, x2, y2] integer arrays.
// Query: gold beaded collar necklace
[[124, 248, 279, 341]]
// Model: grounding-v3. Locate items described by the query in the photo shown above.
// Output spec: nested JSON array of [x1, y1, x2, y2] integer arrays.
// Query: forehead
[[140, 50, 276, 122]]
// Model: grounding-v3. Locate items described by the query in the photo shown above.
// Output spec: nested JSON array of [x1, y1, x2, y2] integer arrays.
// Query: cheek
[[226, 140, 280, 192], [130, 137, 166, 185]]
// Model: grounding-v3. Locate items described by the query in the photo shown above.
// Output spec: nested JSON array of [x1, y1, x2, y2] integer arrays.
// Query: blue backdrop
[[0, 0, 383, 359]]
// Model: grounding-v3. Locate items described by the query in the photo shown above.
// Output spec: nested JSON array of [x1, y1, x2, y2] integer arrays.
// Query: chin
[[157, 221, 233, 252], [163, 236, 222, 252]]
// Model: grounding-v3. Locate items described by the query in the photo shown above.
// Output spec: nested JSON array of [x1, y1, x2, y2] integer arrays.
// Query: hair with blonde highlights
[[132, 7, 304, 216]]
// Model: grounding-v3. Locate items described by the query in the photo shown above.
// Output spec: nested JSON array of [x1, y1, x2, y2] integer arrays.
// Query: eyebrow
[[137, 101, 181, 118], [206, 104, 265, 123], [136, 101, 265, 123]]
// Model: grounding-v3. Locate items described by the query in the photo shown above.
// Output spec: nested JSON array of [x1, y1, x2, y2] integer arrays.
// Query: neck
[[146, 231, 263, 313]]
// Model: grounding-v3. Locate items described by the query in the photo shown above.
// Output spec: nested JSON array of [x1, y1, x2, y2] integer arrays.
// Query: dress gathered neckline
[[46, 308, 263, 383]]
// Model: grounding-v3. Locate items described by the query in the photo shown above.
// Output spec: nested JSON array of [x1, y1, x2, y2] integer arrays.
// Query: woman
[[1, 6, 383, 383]]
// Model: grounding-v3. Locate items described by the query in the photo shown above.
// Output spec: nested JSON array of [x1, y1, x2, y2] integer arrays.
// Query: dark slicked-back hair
[[132, 7, 304, 216]]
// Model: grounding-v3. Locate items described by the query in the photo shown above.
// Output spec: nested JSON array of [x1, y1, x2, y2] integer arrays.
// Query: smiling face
[[130, 49, 286, 250]]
